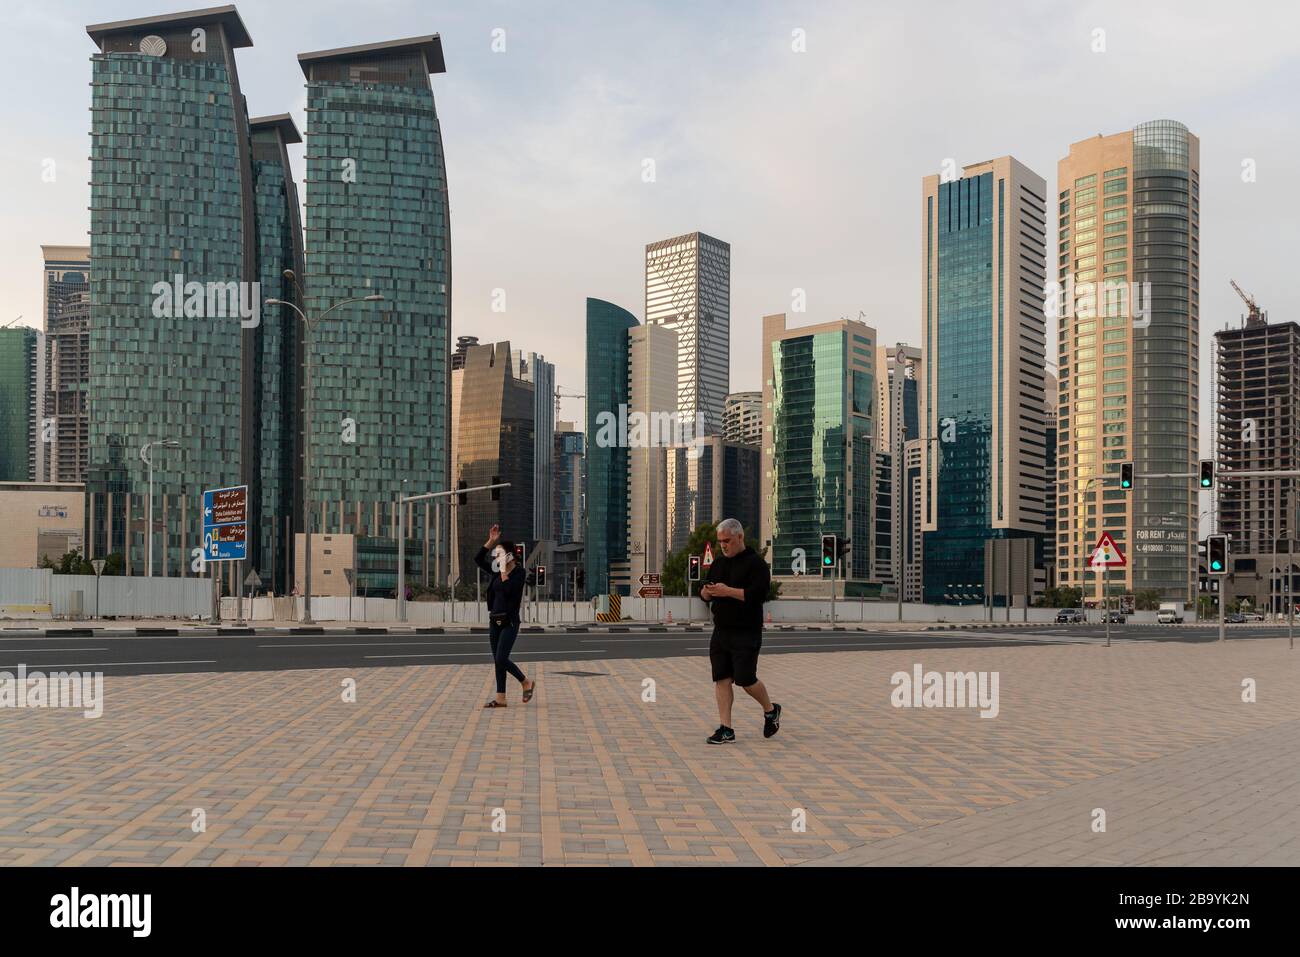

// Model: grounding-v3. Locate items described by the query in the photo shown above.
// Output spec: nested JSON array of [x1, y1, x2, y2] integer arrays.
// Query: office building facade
[[39, 246, 91, 484], [554, 421, 585, 547], [921, 156, 1050, 604], [876, 343, 921, 595], [453, 342, 536, 582], [584, 298, 638, 596], [626, 323, 677, 586], [0, 327, 39, 482], [665, 436, 761, 552], [514, 350, 555, 544], [248, 114, 306, 591], [645, 232, 730, 436], [762, 314, 880, 596], [1214, 306, 1300, 613], [723, 391, 762, 447], [1056, 122, 1200, 602], [299, 35, 452, 578]]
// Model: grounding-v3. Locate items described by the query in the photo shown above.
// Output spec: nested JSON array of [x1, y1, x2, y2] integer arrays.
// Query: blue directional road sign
[[202, 484, 248, 562]]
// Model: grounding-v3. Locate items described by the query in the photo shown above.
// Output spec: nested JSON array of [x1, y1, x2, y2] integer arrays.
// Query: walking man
[[699, 518, 781, 744]]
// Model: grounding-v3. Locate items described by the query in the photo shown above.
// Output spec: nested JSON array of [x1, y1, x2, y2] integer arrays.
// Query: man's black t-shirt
[[703, 546, 770, 631]]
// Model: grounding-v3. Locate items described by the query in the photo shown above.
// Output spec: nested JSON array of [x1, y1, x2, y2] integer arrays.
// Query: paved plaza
[[1, 635, 1297, 866]]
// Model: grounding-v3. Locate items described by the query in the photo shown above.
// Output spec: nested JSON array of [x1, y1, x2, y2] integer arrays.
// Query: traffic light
[[514, 542, 526, 566], [1207, 534, 1228, 575], [1120, 462, 1134, 491], [457, 480, 467, 506], [821, 535, 837, 568], [838, 538, 852, 558], [536, 565, 546, 589], [688, 555, 701, 581], [492, 475, 502, 501], [1199, 459, 1215, 490]]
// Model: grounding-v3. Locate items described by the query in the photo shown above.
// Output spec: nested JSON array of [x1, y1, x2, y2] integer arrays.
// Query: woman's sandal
[[522, 679, 536, 703], [483, 699, 508, 708]]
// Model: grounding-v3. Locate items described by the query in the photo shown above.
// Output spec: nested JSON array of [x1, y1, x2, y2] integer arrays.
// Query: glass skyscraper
[[921, 156, 1050, 604], [249, 114, 306, 591], [585, 298, 638, 596], [761, 314, 878, 595], [86, 7, 257, 575], [298, 36, 452, 569], [0, 327, 38, 482]]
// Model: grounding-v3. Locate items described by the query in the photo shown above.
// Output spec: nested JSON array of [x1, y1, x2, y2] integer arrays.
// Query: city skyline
[[4, 0, 1298, 446]]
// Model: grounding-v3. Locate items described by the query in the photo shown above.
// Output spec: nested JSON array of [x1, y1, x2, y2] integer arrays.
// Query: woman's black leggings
[[489, 619, 527, 694]]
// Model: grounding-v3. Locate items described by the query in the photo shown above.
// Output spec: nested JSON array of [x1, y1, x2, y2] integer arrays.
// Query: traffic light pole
[[830, 557, 837, 626], [395, 482, 510, 622], [1219, 576, 1225, 643]]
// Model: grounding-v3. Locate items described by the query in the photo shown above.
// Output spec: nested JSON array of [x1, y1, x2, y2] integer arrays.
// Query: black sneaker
[[706, 725, 736, 745], [763, 703, 782, 738]]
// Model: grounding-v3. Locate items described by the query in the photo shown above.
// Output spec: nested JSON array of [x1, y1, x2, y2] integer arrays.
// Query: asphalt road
[[0, 623, 1292, 677]]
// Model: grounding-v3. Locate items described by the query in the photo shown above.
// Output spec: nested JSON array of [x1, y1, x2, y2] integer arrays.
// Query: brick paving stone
[[0, 638, 1297, 866]]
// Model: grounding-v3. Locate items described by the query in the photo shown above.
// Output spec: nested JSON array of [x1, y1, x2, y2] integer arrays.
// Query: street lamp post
[[139, 438, 179, 578], [268, 277, 384, 624]]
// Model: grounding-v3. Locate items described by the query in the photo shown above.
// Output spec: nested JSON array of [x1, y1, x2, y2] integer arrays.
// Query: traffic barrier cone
[[667, 610, 673, 624], [766, 611, 773, 624]]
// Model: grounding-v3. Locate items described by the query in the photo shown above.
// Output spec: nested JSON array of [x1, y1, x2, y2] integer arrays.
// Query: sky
[[2, 0, 1299, 445]]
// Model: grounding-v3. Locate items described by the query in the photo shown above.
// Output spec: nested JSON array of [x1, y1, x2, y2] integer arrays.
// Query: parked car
[[1055, 608, 1085, 624], [1242, 612, 1264, 621], [1226, 613, 1246, 624], [1103, 611, 1126, 624]]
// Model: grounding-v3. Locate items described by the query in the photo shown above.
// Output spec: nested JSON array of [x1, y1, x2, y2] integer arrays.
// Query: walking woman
[[475, 524, 536, 708]]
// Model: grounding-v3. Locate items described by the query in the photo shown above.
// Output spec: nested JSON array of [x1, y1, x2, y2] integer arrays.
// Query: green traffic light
[[1211, 560, 1223, 570], [1122, 480, 1131, 489]]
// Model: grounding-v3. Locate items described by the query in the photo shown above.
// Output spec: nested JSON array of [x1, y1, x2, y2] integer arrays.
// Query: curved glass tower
[[298, 35, 452, 569], [86, 6, 256, 574], [585, 298, 638, 596]]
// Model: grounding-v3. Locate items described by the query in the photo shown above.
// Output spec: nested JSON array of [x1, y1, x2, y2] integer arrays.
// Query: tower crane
[[555, 386, 585, 423], [1230, 280, 1264, 326]]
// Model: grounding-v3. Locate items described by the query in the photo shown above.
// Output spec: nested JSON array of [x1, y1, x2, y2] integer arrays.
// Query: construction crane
[[555, 386, 585, 423], [1230, 280, 1264, 326]]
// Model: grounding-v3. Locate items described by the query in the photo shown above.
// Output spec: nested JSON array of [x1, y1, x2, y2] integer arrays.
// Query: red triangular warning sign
[[1089, 532, 1127, 567], [703, 542, 714, 567]]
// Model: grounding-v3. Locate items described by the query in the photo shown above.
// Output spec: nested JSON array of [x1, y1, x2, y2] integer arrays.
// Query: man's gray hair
[[717, 518, 744, 537]]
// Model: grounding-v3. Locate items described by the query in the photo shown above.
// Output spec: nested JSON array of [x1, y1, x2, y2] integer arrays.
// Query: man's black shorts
[[710, 628, 762, 686]]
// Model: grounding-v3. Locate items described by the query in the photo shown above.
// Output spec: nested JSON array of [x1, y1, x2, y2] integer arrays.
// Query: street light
[[139, 438, 180, 577], [268, 274, 384, 624]]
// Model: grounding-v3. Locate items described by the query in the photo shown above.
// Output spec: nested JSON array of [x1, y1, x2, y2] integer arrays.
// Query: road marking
[[0, 647, 108, 653], [258, 641, 484, 649], [0, 659, 218, 669], [364, 650, 606, 660]]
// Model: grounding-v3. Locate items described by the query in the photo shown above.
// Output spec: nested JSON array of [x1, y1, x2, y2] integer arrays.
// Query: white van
[[1157, 603, 1183, 624]]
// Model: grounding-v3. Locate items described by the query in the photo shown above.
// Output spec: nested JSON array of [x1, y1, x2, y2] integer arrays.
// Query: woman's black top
[[474, 546, 526, 623]]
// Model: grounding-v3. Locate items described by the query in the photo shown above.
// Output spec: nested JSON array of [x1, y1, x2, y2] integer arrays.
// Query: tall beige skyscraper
[[1056, 121, 1200, 603], [626, 323, 677, 584]]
